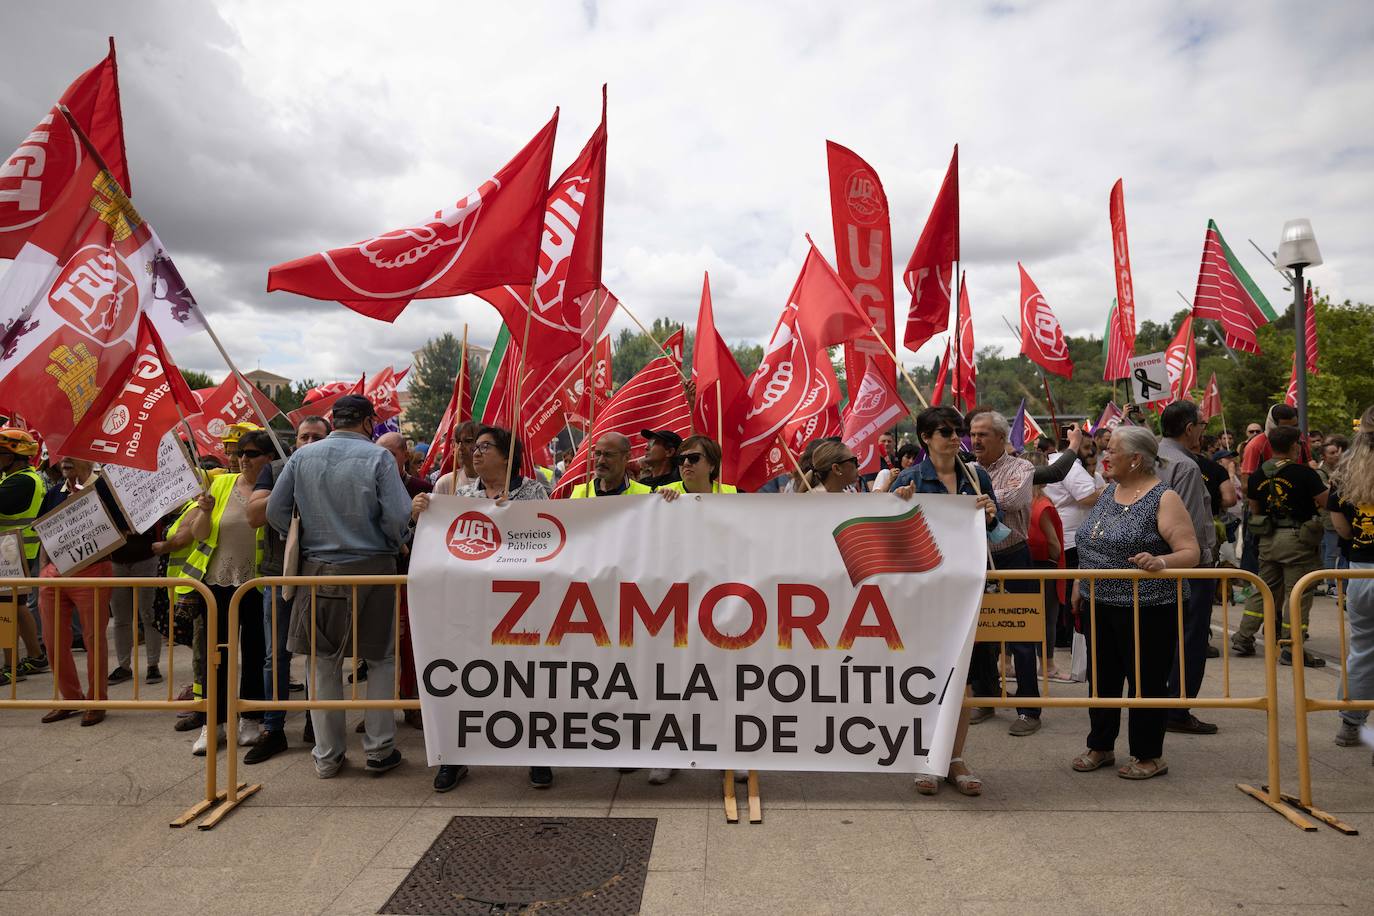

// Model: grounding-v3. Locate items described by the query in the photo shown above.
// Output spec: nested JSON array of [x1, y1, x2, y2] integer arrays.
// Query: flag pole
[[998, 313, 1056, 423], [456, 324, 469, 424], [503, 288, 539, 495], [585, 288, 606, 435], [950, 264, 961, 410], [715, 380, 724, 448], [615, 300, 690, 384], [776, 434, 813, 492]]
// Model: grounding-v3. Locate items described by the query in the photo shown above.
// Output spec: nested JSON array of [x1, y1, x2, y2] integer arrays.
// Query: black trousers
[[1086, 602, 1178, 760], [1167, 578, 1214, 722], [207, 584, 265, 723]]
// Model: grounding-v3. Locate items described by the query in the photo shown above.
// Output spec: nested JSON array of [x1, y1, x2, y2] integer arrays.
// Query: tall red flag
[[691, 272, 748, 480], [1017, 263, 1074, 379], [61, 316, 190, 470], [267, 111, 559, 322], [552, 329, 690, 497], [952, 273, 976, 410], [1200, 371, 1223, 422], [1284, 355, 1300, 408], [826, 141, 895, 393], [842, 364, 906, 476], [1108, 179, 1137, 352], [1191, 220, 1278, 354], [1102, 298, 1132, 381], [1, 39, 130, 258], [1155, 315, 1197, 406], [737, 242, 874, 489], [419, 349, 475, 478], [476, 93, 609, 369], [365, 365, 409, 422], [1302, 282, 1319, 374], [902, 145, 959, 353]]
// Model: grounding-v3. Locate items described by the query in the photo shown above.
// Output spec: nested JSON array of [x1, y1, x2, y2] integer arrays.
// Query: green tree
[[610, 318, 686, 386], [182, 369, 215, 390], [407, 333, 473, 441]]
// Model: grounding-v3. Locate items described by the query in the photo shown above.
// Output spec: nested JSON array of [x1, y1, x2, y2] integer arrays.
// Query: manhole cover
[[380, 816, 657, 915]]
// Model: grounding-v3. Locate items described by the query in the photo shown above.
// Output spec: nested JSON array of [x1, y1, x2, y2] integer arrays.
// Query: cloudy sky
[[3, 1, 1371, 387]]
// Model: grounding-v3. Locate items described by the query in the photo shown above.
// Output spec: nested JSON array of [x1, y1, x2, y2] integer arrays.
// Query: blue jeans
[[1321, 530, 1348, 589], [262, 586, 294, 733], [1339, 562, 1374, 726]]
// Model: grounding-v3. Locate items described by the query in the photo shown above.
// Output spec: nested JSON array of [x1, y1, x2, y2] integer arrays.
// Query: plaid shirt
[[980, 452, 1034, 551]]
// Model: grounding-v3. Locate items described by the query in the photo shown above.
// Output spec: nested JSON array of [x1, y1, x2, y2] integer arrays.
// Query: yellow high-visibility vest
[[658, 480, 737, 494], [570, 478, 654, 498], [173, 473, 263, 595], [0, 466, 46, 561]]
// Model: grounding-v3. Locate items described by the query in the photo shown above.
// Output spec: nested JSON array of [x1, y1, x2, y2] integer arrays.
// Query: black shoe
[[1280, 648, 1327, 668], [71, 637, 85, 652], [1205, 644, 1221, 659], [1166, 714, 1219, 735], [302, 715, 315, 744], [529, 766, 553, 788], [366, 749, 402, 776], [288, 680, 305, 693], [433, 764, 469, 793], [174, 711, 205, 732], [107, 666, 133, 684], [23, 655, 50, 673], [1231, 642, 1255, 657], [145, 665, 162, 684], [243, 729, 288, 765]]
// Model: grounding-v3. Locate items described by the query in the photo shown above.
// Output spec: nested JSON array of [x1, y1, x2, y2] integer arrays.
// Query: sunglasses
[[932, 427, 965, 438], [237, 449, 266, 459], [836, 456, 859, 467], [675, 452, 707, 466]]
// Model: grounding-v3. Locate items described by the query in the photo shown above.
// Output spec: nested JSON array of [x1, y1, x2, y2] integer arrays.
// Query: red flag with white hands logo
[[842, 364, 906, 477], [826, 141, 895, 393], [1017, 263, 1074, 379], [1200, 372, 1223, 422], [476, 94, 608, 370], [1, 38, 130, 259], [61, 315, 193, 470], [267, 110, 558, 322], [902, 145, 959, 353], [952, 274, 976, 411], [691, 272, 748, 482], [1108, 180, 1138, 355], [552, 329, 690, 498]]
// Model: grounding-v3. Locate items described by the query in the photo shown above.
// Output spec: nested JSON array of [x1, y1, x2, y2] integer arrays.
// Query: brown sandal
[[1071, 750, 1115, 772], [1117, 758, 1168, 780]]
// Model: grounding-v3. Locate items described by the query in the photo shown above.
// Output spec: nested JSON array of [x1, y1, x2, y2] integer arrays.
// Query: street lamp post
[[1276, 219, 1322, 435]]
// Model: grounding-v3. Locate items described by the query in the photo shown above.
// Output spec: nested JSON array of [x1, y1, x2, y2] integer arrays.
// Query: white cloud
[[2, 0, 1370, 398]]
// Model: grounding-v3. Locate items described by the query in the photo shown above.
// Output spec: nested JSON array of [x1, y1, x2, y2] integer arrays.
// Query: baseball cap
[[332, 394, 376, 423], [641, 429, 683, 450]]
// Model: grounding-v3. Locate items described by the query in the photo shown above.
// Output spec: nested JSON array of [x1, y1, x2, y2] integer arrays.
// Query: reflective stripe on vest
[[173, 474, 263, 595], [0, 467, 46, 561]]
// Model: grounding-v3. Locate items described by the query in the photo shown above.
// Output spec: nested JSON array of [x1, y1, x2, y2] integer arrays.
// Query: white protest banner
[[102, 431, 202, 533], [1127, 351, 1170, 405], [33, 484, 125, 575], [409, 493, 986, 776], [0, 529, 28, 596]]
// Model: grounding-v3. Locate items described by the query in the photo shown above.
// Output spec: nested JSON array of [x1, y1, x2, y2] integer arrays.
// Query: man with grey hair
[[570, 432, 653, 498], [970, 410, 1042, 735], [1157, 400, 1220, 735]]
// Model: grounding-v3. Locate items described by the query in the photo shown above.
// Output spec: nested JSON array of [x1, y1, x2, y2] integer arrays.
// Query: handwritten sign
[[976, 592, 1045, 643], [103, 431, 202, 533], [33, 485, 126, 575], [1127, 352, 1170, 405], [0, 529, 28, 600]]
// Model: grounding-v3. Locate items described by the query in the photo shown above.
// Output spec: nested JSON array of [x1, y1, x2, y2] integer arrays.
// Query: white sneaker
[[648, 768, 674, 785], [238, 718, 262, 747], [192, 724, 226, 757]]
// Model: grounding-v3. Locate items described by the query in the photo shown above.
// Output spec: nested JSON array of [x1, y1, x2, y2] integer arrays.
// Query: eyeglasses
[[591, 449, 626, 460], [675, 453, 706, 466], [237, 449, 266, 459], [836, 456, 859, 468], [932, 427, 965, 438], [473, 442, 498, 454]]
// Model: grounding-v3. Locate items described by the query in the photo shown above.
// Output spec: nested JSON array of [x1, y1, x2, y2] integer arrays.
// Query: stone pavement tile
[[738, 768, 806, 809], [795, 770, 916, 810], [702, 869, 832, 916], [1219, 810, 1374, 877], [90, 866, 330, 916], [958, 901, 1083, 916], [0, 886, 103, 912], [638, 868, 704, 916], [613, 806, 708, 872], [0, 803, 123, 885], [707, 809, 921, 876], [826, 867, 965, 916], [367, 807, 510, 869], [414, 764, 618, 808], [908, 812, 1061, 901], [0, 769, 97, 805], [1061, 872, 1342, 913], [945, 766, 1106, 812], [611, 765, 723, 808], [318, 865, 412, 915]]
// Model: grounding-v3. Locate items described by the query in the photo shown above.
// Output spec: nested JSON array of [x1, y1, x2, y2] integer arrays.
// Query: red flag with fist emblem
[[1017, 263, 1074, 379], [267, 110, 559, 322]]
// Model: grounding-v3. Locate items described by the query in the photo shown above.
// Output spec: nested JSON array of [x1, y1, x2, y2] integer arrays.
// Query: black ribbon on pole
[[1134, 367, 1163, 400]]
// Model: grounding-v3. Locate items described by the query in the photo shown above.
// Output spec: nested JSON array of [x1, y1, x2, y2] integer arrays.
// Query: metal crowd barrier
[[1286, 568, 1374, 835], [0, 576, 231, 829], [977, 569, 1314, 830]]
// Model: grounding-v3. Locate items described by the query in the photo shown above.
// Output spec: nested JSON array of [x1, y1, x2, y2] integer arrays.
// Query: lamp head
[[1277, 218, 1322, 270]]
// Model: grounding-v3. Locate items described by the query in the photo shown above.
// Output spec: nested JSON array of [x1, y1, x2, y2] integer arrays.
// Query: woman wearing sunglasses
[[657, 436, 737, 499], [173, 428, 272, 756], [805, 440, 863, 492]]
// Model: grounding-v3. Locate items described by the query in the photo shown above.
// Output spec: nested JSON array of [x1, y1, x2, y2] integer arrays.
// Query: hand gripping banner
[[408, 492, 986, 775]]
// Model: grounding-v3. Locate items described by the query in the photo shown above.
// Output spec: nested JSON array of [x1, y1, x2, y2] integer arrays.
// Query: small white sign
[[33, 484, 126, 575], [0, 529, 28, 594], [1127, 351, 1170, 405], [103, 432, 202, 534]]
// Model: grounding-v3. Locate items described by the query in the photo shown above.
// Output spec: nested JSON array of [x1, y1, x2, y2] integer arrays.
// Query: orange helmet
[[0, 427, 39, 457]]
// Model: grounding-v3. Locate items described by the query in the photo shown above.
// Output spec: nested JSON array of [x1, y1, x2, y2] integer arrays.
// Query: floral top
[[1077, 481, 1186, 606]]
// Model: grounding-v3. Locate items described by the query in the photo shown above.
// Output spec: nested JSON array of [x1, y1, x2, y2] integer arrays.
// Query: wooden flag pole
[[615, 299, 690, 384], [777, 434, 813, 492], [585, 288, 606, 437], [503, 289, 538, 496]]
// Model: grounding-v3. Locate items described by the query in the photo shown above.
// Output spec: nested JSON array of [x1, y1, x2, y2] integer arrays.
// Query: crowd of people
[[2, 390, 1372, 799]]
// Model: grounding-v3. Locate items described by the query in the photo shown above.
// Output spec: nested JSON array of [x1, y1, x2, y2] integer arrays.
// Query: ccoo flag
[[1017, 263, 1074, 379], [902, 146, 959, 353]]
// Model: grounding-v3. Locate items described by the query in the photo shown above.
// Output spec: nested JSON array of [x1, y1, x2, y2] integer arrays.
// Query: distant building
[[244, 369, 292, 399]]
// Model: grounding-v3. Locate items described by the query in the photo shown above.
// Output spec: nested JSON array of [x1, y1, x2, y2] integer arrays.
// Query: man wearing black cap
[[267, 394, 413, 779], [638, 429, 683, 490]]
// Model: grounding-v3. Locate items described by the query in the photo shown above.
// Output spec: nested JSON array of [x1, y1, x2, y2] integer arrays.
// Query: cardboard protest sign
[[102, 431, 202, 533], [33, 484, 125, 575]]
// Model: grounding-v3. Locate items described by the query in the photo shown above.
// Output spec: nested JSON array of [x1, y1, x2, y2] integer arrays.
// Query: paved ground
[[1, 595, 1371, 915]]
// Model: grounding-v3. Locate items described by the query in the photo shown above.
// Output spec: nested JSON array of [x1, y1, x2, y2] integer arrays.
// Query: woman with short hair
[[1071, 425, 1200, 780], [658, 436, 736, 497]]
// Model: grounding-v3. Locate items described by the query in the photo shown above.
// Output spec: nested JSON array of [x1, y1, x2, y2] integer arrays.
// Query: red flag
[[61, 316, 185, 470], [552, 329, 690, 497], [1200, 372, 1223, 422], [1108, 179, 1138, 355], [737, 242, 874, 489], [1156, 316, 1197, 406], [931, 340, 951, 405], [691, 272, 748, 480], [1103, 298, 1132, 381], [1302, 282, 1319, 374], [1017, 263, 1074, 379], [902, 145, 959, 353], [365, 365, 409, 422], [285, 376, 362, 428], [195, 373, 285, 437], [267, 110, 559, 322], [419, 350, 475, 478], [826, 141, 895, 393], [952, 273, 976, 410], [842, 363, 907, 476], [1191, 220, 1277, 354], [1, 39, 130, 258], [476, 96, 609, 369]]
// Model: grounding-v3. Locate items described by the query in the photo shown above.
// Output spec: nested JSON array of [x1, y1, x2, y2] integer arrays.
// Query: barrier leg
[[201, 586, 262, 829], [722, 771, 738, 823], [173, 586, 225, 828], [746, 770, 762, 824]]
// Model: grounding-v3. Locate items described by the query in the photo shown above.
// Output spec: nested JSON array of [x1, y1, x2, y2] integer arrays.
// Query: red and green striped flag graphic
[[1191, 220, 1278, 355], [832, 505, 943, 586]]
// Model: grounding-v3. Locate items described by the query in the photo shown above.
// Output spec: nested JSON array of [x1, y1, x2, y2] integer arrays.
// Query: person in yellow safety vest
[[657, 435, 738, 499], [0, 428, 49, 684], [570, 433, 653, 497], [218, 421, 261, 475], [171, 428, 272, 757]]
